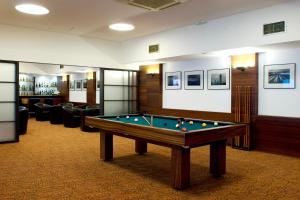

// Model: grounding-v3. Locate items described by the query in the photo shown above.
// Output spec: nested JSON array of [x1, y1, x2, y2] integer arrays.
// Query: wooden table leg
[[100, 131, 113, 161], [135, 140, 147, 155], [171, 147, 190, 189], [210, 140, 226, 177]]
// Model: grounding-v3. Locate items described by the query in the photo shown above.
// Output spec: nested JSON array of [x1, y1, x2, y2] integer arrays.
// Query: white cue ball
[[126, 116, 130, 119], [134, 118, 138, 122], [176, 124, 180, 128], [214, 122, 218, 126]]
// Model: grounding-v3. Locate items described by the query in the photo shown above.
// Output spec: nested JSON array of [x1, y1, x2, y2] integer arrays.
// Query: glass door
[[0, 61, 18, 143]]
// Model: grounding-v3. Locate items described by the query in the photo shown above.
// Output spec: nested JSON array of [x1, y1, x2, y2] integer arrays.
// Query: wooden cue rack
[[232, 85, 251, 150]]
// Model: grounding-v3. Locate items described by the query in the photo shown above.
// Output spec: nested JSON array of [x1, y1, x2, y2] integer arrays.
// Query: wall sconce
[[87, 71, 94, 80], [147, 72, 159, 76], [231, 54, 256, 71], [62, 74, 68, 81], [235, 66, 250, 71], [145, 64, 160, 76]]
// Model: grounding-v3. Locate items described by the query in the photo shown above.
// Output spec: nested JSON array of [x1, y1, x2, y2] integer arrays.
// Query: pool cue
[[233, 86, 238, 146], [246, 86, 251, 149], [244, 86, 248, 148], [142, 116, 151, 126], [236, 86, 241, 147]]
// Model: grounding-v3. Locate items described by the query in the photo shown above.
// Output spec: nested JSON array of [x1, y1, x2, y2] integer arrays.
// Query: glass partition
[[0, 61, 18, 143], [103, 69, 138, 115]]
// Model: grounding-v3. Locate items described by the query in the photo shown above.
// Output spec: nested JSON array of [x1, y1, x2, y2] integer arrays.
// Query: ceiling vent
[[119, 0, 187, 11]]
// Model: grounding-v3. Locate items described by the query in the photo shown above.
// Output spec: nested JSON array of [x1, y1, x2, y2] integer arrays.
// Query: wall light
[[62, 75, 68, 82], [231, 54, 256, 71], [145, 64, 160, 76], [87, 71, 94, 80]]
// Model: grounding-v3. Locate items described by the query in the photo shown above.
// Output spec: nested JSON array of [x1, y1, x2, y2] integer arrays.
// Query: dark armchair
[[80, 105, 100, 132], [18, 106, 29, 135], [49, 103, 74, 124], [62, 106, 81, 128], [28, 98, 40, 115], [49, 105, 63, 124], [34, 103, 51, 121]]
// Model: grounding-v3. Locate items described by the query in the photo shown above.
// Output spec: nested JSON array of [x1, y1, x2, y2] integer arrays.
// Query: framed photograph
[[264, 63, 296, 89], [165, 71, 182, 90], [75, 80, 82, 91], [184, 70, 204, 90], [82, 79, 87, 91], [207, 68, 230, 90], [69, 80, 75, 91], [96, 80, 100, 91]]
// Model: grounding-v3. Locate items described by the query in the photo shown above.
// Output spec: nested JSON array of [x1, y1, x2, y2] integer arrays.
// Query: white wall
[[259, 48, 300, 118], [0, 24, 128, 69], [163, 56, 231, 113], [121, 1, 300, 64], [19, 62, 60, 75]]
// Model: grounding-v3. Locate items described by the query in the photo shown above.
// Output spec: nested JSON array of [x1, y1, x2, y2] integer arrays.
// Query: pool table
[[85, 114, 246, 189]]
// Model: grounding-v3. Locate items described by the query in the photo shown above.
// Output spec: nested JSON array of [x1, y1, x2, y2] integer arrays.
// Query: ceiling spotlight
[[109, 23, 135, 31], [15, 4, 49, 15]]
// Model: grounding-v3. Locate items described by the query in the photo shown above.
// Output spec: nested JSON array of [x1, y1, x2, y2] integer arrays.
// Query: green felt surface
[[97, 114, 231, 132]]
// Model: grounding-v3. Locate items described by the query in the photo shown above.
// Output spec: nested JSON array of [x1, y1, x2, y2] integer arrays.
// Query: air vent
[[120, 0, 187, 11], [264, 21, 285, 35], [149, 44, 159, 53]]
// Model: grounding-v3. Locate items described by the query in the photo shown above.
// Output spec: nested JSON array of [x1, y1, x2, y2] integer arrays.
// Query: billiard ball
[[189, 121, 193, 125], [181, 127, 187, 132], [175, 123, 180, 128], [214, 122, 218, 126], [181, 121, 184, 125], [202, 123, 207, 127], [163, 122, 167, 126], [126, 116, 130, 119], [177, 119, 181, 123], [116, 116, 120, 120], [134, 118, 138, 122]]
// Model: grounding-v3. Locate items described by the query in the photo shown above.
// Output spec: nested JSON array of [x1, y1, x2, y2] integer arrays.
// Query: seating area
[[19, 101, 100, 135]]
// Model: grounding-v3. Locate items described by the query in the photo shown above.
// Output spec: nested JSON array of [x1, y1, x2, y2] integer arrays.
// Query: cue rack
[[232, 85, 251, 150]]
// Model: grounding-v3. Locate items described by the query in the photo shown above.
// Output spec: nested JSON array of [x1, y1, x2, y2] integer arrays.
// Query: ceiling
[[0, 0, 290, 42]]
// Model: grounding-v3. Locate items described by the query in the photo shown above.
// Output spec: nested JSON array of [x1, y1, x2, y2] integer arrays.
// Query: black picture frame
[[82, 79, 87, 91], [75, 80, 82, 91], [69, 80, 75, 91]]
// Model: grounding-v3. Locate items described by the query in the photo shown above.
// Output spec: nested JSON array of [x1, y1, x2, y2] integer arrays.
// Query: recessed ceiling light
[[109, 23, 135, 31], [15, 4, 49, 15]]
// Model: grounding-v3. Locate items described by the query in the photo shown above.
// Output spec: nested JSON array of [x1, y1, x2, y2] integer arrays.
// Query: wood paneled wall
[[87, 72, 96, 105], [231, 63, 258, 122], [139, 64, 163, 113], [57, 75, 69, 102], [231, 54, 259, 149], [255, 116, 300, 157]]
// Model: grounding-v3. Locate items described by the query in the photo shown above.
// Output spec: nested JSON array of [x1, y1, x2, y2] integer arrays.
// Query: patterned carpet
[[0, 119, 299, 200]]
